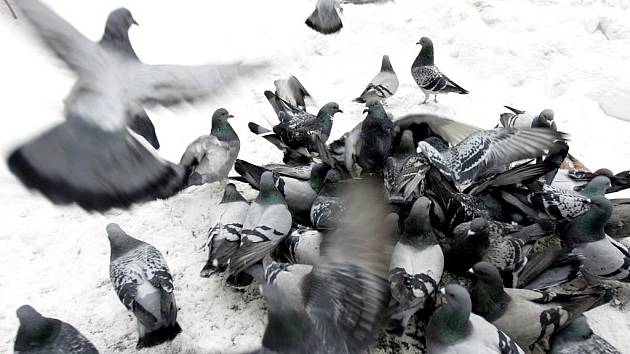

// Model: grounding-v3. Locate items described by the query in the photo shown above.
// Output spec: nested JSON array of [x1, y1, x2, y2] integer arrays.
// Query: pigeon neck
[[317, 111, 335, 137], [308, 166, 328, 193], [212, 119, 238, 143], [471, 279, 509, 322], [403, 215, 436, 246], [413, 43, 434, 67], [15, 317, 61, 351], [100, 28, 138, 60], [221, 186, 246, 203], [109, 234, 145, 259], [427, 301, 471, 345], [381, 57, 395, 73], [258, 184, 286, 206], [566, 207, 608, 244], [580, 181, 608, 198], [550, 316, 593, 346]]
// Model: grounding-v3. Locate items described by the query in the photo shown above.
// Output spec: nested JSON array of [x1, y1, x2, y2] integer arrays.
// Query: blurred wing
[[393, 114, 482, 146]]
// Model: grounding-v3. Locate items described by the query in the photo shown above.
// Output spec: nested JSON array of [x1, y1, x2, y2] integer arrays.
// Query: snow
[[1, 0, 629, 352]]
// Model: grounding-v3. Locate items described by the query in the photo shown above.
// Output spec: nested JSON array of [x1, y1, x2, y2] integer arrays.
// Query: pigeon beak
[[468, 268, 475, 274], [131, 17, 138, 26], [337, 109, 344, 114], [439, 287, 446, 295], [227, 114, 234, 119], [467, 230, 476, 236], [416, 41, 422, 45], [363, 108, 369, 114]]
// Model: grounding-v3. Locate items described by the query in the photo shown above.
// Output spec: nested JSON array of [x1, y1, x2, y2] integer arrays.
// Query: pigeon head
[[469, 262, 509, 322], [211, 108, 238, 142], [581, 175, 612, 198], [550, 315, 593, 345], [532, 109, 555, 129], [467, 218, 489, 238], [106, 223, 144, 259], [414, 36, 434, 66], [470, 262, 504, 292], [396, 130, 416, 156], [566, 196, 612, 243], [427, 284, 472, 345], [221, 183, 246, 203], [317, 102, 343, 122], [363, 100, 388, 120], [15, 305, 60, 351], [309, 163, 330, 192], [105, 8, 138, 33], [381, 55, 395, 73], [258, 172, 286, 205]]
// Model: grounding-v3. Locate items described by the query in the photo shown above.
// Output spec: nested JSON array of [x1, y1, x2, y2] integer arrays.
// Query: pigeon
[[8, 0, 264, 211], [277, 227, 323, 265], [245, 177, 397, 354], [570, 169, 630, 194], [426, 284, 525, 354], [354, 55, 399, 103], [392, 113, 482, 149], [606, 198, 630, 239], [14, 305, 98, 354], [387, 197, 444, 336], [411, 37, 468, 104], [248, 122, 313, 165], [106, 223, 181, 348], [500, 107, 557, 130], [200, 183, 249, 277], [228, 172, 293, 287], [528, 184, 592, 220], [274, 76, 311, 110], [470, 261, 612, 352], [357, 100, 394, 174], [97, 7, 160, 150], [563, 196, 630, 282], [310, 170, 348, 229], [305, 0, 343, 35], [550, 315, 622, 354], [261, 256, 314, 311], [384, 130, 431, 203], [234, 160, 329, 219], [418, 127, 565, 191], [179, 108, 240, 186]]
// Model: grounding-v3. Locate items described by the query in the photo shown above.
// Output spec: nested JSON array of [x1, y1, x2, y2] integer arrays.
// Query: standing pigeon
[[500, 107, 557, 130], [228, 172, 293, 287], [550, 315, 622, 354], [271, 101, 343, 151], [426, 284, 525, 354], [200, 183, 249, 277], [179, 108, 240, 186], [245, 177, 397, 354], [358, 100, 394, 174], [98, 7, 160, 150], [14, 305, 98, 354], [7, 0, 265, 211], [470, 262, 612, 352], [354, 55, 399, 104], [418, 127, 565, 191], [411, 37, 468, 104], [274, 76, 311, 110], [564, 196, 630, 282], [305, 0, 343, 35], [107, 223, 181, 348], [387, 197, 444, 336]]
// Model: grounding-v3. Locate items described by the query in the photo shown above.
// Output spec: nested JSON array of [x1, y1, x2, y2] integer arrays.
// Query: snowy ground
[[1, 0, 630, 353]]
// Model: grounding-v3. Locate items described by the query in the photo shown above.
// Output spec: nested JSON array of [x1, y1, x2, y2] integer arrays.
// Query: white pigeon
[[354, 55, 399, 104], [8, 0, 264, 211]]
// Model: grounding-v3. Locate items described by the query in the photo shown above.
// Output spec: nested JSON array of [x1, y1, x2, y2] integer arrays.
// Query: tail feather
[[229, 239, 281, 276], [128, 110, 160, 150], [468, 161, 556, 196], [504, 105, 525, 115], [234, 159, 266, 190], [443, 76, 468, 94], [137, 322, 182, 349], [305, 7, 343, 35]]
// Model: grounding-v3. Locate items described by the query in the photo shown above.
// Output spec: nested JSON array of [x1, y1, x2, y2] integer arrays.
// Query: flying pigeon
[[179, 108, 240, 186], [200, 183, 249, 277], [14, 305, 98, 354], [246, 177, 397, 354], [426, 284, 525, 354], [305, 0, 343, 35], [500, 106, 557, 131], [106, 223, 181, 348], [418, 127, 565, 191], [470, 261, 612, 351], [228, 172, 293, 287], [411, 37, 468, 104], [387, 197, 444, 336], [98, 7, 160, 150], [354, 55, 399, 104], [7, 0, 265, 211], [550, 315, 622, 354], [384, 130, 430, 203], [274, 76, 311, 110]]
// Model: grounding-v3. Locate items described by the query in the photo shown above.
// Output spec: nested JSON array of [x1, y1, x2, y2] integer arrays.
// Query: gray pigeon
[[383, 130, 430, 203], [106, 223, 181, 348], [246, 177, 397, 354], [179, 108, 240, 186], [500, 106, 557, 131], [387, 197, 444, 336], [305, 0, 343, 35], [274, 76, 311, 110], [550, 315, 622, 354], [97, 7, 160, 150], [310, 170, 348, 230], [279, 227, 323, 265], [426, 284, 525, 354], [200, 183, 249, 277], [564, 196, 630, 282], [14, 305, 98, 354], [418, 127, 565, 191], [8, 0, 264, 211], [228, 172, 293, 287], [470, 262, 612, 352], [354, 55, 399, 103], [411, 37, 468, 104]]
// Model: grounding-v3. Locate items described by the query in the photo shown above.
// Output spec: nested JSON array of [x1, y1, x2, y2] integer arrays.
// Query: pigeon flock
[[7, 1, 630, 354]]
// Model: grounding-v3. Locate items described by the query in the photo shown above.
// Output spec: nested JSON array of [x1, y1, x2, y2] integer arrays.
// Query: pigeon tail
[[136, 322, 182, 349], [305, 7, 343, 35], [128, 110, 160, 150], [7, 120, 183, 211]]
